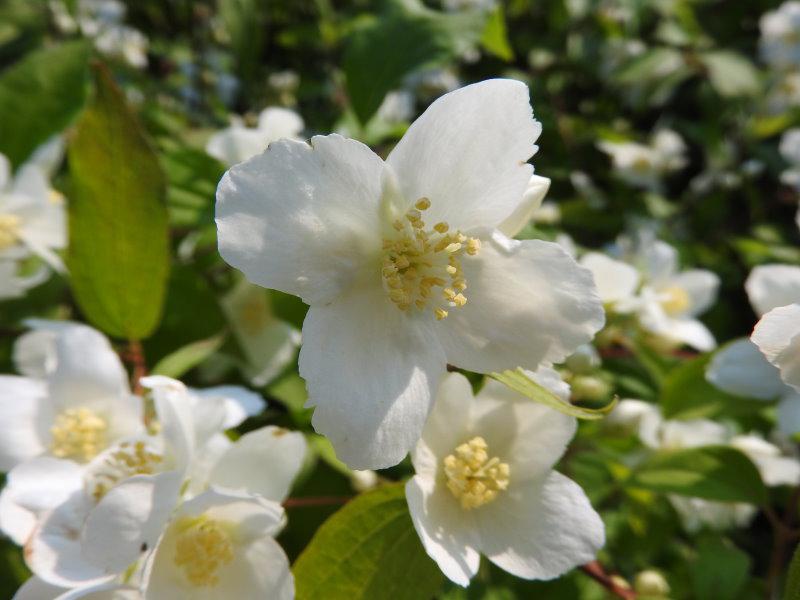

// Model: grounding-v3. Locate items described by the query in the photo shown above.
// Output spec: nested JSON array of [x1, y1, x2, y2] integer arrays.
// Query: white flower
[[0, 321, 143, 472], [144, 489, 293, 599], [729, 434, 800, 487], [93, 25, 148, 69], [760, 2, 800, 70], [780, 129, 800, 190], [752, 303, 800, 391], [216, 79, 605, 469], [206, 108, 305, 166], [375, 90, 415, 124], [220, 278, 300, 387], [14, 576, 140, 599], [405, 370, 604, 586], [579, 252, 640, 308], [0, 153, 66, 271], [598, 129, 687, 191], [604, 399, 662, 449]]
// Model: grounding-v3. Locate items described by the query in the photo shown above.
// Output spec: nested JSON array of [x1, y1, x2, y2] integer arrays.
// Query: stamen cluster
[[381, 198, 480, 320], [87, 440, 164, 500], [50, 407, 108, 462], [443, 436, 510, 510], [173, 516, 235, 587]]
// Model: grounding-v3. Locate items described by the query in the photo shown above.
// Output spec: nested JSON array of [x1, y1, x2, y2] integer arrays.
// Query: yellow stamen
[[0, 214, 21, 250], [173, 516, 235, 587], [443, 436, 510, 510], [87, 440, 163, 501], [660, 285, 690, 316], [50, 407, 108, 462]]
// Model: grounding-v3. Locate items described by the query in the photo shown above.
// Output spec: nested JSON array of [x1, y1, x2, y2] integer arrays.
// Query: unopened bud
[[634, 569, 670, 597], [350, 469, 379, 492]]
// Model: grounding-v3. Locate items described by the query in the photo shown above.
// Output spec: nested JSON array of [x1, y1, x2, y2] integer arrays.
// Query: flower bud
[[634, 569, 670, 597]]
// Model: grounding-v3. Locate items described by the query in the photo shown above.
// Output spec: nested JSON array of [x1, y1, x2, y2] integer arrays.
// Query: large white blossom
[[406, 370, 604, 586], [216, 79, 605, 469], [597, 129, 687, 191], [206, 108, 305, 166], [752, 303, 800, 392]]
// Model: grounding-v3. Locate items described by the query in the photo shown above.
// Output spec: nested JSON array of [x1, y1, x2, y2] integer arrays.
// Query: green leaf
[[307, 433, 352, 478], [480, 5, 514, 61], [785, 543, 800, 600], [344, 0, 484, 123], [151, 333, 225, 379], [293, 483, 443, 600], [629, 445, 767, 504], [690, 537, 750, 600], [701, 51, 761, 98], [268, 372, 313, 427], [660, 355, 764, 419], [0, 41, 91, 166], [67, 63, 169, 340], [489, 368, 617, 420]]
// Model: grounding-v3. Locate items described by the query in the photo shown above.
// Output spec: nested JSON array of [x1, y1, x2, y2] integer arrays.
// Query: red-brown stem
[[766, 487, 800, 598], [283, 496, 352, 508], [125, 340, 147, 396], [580, 561, 636, 599]]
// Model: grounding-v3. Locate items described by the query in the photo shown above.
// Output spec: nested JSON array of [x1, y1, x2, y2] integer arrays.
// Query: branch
[[124, 340, 147, 395], [766, 486, 800, 597], [581, 561, 636, 599]]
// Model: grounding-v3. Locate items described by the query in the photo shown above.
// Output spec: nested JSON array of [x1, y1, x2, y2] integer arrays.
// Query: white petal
[[0, 152, 9, 189], [644, 313, 717, 352], [0, 457, 83, 545], [25, 494, 113, 587], [81, 472, 183, 574], [206, 126, 271, 166], [476, 471, 604, 580], [706, 338, 786, 400], [745, 265, 800, 317], [13, 328, 58, 378], [497, 174, 551, 237], [729, 434, 800, 487], [47, 325, 131, 413], [605, 399, 663, 449], [216, 134, 384, 305], [0, 376, 50, 471], [208, 426, 307, 502], [12, 576, 67, 600], [579, 252, 640, 304], [436, 235, 605, 373], [141, 377, 195, 470], [412, 372, 477, 477], [386, 79, 541, 231], [638, 239, 678, 284], [752, 304, 800, 391], [667, 270, 720, 317], [474, 372, 577, 479], [659, 418, 729, 449], [405, 476, 480, 587], [191, 386, 266, 430], [299, 286, 446, 469], [257, 107, 304, 140]]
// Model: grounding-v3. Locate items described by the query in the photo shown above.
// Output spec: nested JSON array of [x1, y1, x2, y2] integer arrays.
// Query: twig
[[766, 487, 800, 598], [581, 561, 636, 599], [124, 340, 147, 395], [283, 496, 352, 508]]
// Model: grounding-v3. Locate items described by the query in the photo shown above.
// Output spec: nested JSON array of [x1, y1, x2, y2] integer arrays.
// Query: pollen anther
[[443, 436, 510, 510]]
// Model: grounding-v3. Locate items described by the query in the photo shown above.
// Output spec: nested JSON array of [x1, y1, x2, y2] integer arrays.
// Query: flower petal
[[706, 338, 787, 400], [0, 376, 50, 471], [745, 264, 800, 317], [476, 471, 604, 580], [81, 472, 183, 574], [436, 234, 605, 373], [667, 269, 720, 317], [752, 304, 800, 391], [257, 107, 304, 139], [191, 385, 266, 430], [474, 370, 577, 480], [778, 392, 800, 435], [386, 79, 541, 232], [0, 457, 83, 545], [206, 126, 271, 166], [300, 286, 446, 469], [579, 252, 640, 305], [405, 476, 480, 587], [208, 426, 307, 502], [497, 174, 551, 238], [216, 134, 384, 305], [12, 576, 66, 600]]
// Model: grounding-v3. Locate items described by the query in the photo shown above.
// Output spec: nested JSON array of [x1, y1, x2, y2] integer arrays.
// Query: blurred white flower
[[0, 261, 48, 300], [206, 107, 305, 166], [767, 71, 800, 113], [752, 303, 800, 392], [216, 79, 604, 469], [598, 129, 687, 191], [220, 278, 300, 387], [375, 90, 415, 124], [760, 1, 800, 70], [580, 252, 640, 309], [144, 489, 293, 599], [0, 321, 143, 472], [780, 128, 800, 190], [0, 152, 67, 272], [406, 370, 604, 585]]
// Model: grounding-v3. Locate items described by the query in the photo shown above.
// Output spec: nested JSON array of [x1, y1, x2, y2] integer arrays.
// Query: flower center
[[660, 285, 690, 316], [87, 440, 164, 501], [0, 214, 21, 250], [443, 436, 510, 510], [173, 516, 235, 588], [381, 198, 480, 320], [50, 407, 108, 462], [632, 157, 653, 173]]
